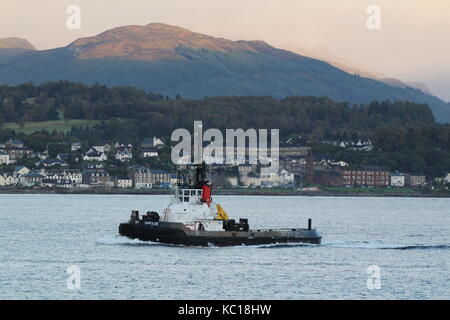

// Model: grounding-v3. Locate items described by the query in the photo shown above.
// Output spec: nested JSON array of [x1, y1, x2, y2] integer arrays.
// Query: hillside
[[0, 23, 449, 122], [0, 37, 35, 50], [0, 37, 36, 58]]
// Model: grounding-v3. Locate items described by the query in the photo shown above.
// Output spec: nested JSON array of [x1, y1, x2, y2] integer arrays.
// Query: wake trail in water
[[256, 243, 319, 249], [256, 241, 450, 250], [95, 235, 449, 251], [321, 242, 450, 250], [96, 235, 157, 246], [95, 235, 217, 248]]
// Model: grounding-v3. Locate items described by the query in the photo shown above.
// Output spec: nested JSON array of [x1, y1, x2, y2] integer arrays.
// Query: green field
[[3, 119, 102, 134]]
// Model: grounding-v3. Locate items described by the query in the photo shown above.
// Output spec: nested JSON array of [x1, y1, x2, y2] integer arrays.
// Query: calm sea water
[[0, 194, 449, 300]]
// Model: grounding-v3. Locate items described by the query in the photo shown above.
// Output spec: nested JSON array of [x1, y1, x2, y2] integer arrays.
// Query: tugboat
[[119, 163, 322, 246]]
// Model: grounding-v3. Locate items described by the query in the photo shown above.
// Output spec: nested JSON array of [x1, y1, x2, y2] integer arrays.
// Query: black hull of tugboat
[[119, 221, 322, 247]]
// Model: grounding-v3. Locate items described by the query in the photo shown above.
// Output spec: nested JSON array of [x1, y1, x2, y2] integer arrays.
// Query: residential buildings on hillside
[[0, 151, 12, 165], [83, 149, 108, 162], [0, 137, 438, 191], [0, 173, 18, 186], [141, 137, 164, 149]]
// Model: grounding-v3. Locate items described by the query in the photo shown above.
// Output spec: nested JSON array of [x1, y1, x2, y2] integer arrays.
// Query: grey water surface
[[0, 194, 448, 299]]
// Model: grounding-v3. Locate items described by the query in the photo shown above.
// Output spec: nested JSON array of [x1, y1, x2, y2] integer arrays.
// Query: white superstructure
[[162, 187, 224, 231]]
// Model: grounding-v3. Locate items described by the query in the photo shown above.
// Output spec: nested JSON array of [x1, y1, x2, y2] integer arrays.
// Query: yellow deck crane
[[216, 204, 229, 220]]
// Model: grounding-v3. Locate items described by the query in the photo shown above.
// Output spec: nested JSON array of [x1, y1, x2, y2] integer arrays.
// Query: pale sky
[[1, 0, 449, 101]]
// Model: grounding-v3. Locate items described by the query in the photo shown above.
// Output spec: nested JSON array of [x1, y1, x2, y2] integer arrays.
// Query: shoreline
[[1, 187, 450, 198]]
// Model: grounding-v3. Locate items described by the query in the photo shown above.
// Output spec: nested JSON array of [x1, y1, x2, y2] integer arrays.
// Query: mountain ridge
[[0, 37, 36, 58], [0, 37, 35, 50], [67, 23, 272, 61]]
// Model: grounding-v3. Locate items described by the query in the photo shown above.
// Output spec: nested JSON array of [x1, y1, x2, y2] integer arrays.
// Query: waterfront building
[[342, 166, 390, 187], [128, 165, 153, 189], [390, 173, 407, 187], [82, 170, 112, 186], [0, 151, 12, 165], [0, 173, 18, 186], [46, 169, 82, 185], [114, 176, 133, 189], [408, 175, 427, 187], [19, 172, 45, 187]]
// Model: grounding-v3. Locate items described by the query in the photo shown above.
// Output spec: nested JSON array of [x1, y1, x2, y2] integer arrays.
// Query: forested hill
[[0, 23, 449, 122], [0, 81, 436, 140]]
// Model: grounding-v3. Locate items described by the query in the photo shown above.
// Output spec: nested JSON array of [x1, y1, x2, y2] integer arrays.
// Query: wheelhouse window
[[184, 197, 189, 202]]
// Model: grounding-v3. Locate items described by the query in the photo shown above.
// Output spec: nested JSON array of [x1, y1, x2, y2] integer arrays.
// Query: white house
[[390, 173, 406, 187], [140, 150, 159, 158], [0, 173, 18, 186], [71, 142, 82, 151], [83, 150, 108, 162], [0, 151, 12, 165], [46, 169, 82, 185], [13, 166, 30, 176], [115, 176, 133, 189], [115, 150, 133, 162]]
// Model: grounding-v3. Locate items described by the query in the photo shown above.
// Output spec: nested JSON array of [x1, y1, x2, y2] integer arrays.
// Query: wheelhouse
[[172, 188, 203, 204]]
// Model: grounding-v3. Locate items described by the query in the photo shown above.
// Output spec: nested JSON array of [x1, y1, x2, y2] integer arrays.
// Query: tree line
[[0, 81, 435, 138]]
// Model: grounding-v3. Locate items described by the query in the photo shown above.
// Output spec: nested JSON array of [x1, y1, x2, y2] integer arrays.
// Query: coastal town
[[0, 136, 446, 193]]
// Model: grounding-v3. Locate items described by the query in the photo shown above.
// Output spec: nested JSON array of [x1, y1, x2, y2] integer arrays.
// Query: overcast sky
[[2, 0, 449, 101]]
